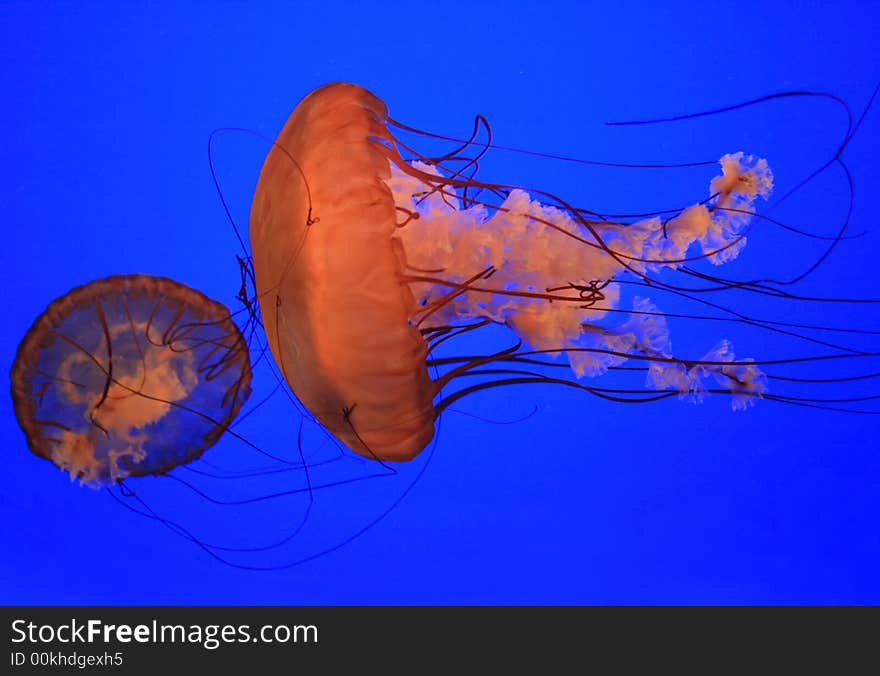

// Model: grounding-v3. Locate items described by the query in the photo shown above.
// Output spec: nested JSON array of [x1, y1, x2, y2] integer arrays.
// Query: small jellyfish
[[11, 274, 251, 486]]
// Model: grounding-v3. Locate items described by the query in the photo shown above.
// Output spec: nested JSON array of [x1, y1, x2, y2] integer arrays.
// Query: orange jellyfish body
[[250, 83, 436, 461], [250, 83, 777, 463], [11, 274, 251, 486]]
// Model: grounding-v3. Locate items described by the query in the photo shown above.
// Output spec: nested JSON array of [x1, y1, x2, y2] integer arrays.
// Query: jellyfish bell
[[250, 83, 436, 461], [11, 274, 252, 487], [249, 82, 797, 463]]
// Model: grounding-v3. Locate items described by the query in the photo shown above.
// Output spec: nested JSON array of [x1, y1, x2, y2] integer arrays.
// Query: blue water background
[[1, 1, 878, 603]]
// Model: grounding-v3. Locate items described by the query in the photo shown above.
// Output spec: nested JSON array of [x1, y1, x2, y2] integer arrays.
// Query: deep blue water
[[2, 1, 878, 604]]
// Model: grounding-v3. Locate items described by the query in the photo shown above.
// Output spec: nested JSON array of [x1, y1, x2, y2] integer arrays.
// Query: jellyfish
[[11, 274, 252, 486], [249, 82, 843, 464]]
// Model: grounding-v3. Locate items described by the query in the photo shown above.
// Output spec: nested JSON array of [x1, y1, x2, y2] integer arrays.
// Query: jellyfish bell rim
[[10, 273, 253, 485]]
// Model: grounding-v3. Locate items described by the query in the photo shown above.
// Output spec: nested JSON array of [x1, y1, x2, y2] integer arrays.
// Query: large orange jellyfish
[[11, 274, 251, 486], [250, 83, 785, 462]]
